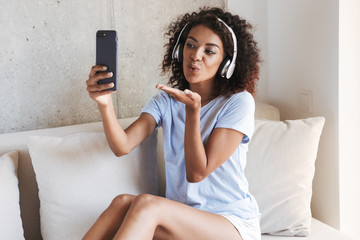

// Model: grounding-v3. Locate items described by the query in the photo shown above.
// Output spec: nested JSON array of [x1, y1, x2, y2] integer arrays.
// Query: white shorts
[[218, 213, 261, 240]]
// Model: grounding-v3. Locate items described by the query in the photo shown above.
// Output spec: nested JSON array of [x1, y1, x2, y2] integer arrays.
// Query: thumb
[[184, 89, 193, 97], [184, 89, 200, 101]]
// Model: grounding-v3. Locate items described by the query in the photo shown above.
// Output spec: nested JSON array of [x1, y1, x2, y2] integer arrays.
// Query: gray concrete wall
[[0, 0, 225, 134]]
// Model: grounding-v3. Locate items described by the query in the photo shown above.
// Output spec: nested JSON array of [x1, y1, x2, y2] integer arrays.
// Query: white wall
[[267, 0, 341, 229], [339, 0, 360, 238], [228, 0, 360, 238], [227, 0, 269, 103]]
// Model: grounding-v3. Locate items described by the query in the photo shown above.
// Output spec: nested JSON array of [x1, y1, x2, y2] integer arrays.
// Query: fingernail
[[107, 72, 113, 76], [102, 66, 108, 70], [109, 83, 114, 87], [184, 89, 190, 94]]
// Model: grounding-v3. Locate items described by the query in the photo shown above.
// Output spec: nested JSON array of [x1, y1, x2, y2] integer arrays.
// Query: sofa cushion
[[28, 131, 158, 240], [246, 117, 325, 236], [262, 218, 352, 240], [0, 151, 25, 240]]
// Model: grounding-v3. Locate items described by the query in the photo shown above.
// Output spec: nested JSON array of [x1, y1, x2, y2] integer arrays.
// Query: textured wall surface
[[0, 0, 225, 133]]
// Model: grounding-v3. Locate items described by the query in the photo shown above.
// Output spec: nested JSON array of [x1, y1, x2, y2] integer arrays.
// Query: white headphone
[[172, 18, 238, 79]]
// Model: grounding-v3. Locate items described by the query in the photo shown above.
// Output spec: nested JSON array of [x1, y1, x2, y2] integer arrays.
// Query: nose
[[191, 48, 203, 61]]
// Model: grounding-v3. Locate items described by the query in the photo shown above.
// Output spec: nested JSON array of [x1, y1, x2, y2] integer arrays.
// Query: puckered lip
[[187, 64, 200, 71]]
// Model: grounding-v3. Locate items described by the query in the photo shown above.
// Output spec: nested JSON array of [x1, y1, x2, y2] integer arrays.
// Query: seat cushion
[[262, 218, 352, 240]]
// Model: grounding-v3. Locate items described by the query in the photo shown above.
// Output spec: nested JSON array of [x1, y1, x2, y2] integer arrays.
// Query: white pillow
[[245, 117, 325, 236], [28, 132, 158, 240], [0, 151, 25, 240]]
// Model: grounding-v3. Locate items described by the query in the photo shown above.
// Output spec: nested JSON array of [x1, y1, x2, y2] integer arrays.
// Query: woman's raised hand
[[86, 65, 115, 107], [156, 84, 201, 111]]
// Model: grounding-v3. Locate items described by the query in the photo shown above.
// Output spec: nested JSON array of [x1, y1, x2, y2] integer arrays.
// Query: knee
[[130, 194, 160, 215], [109, 194, 134, 210]]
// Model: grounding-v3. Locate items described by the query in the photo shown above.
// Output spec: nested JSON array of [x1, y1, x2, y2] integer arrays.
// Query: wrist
[[185, 104, 201, 115], [97, 99, 113, 112]]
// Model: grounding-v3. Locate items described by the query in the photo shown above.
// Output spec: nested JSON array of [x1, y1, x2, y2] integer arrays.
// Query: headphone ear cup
[[172, 43, 183, 62], [178, 44, 183, 63], [218, 58, 231, 78], [172, 44, 179, 61]]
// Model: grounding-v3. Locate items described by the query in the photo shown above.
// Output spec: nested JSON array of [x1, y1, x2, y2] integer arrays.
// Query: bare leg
[[82, 194, 136, 240], [113, 194, 242, 240]]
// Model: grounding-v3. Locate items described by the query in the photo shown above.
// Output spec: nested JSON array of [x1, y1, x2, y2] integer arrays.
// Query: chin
[[185, 75, 215, 85], [185, 76, 201, 84]]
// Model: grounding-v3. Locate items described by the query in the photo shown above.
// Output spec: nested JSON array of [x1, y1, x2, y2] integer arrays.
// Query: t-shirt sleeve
[[215, 92, 255, 144], [141, 91, 169, 130]]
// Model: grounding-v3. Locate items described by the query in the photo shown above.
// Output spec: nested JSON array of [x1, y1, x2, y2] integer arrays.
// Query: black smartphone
[[96, 30, 118, 91]]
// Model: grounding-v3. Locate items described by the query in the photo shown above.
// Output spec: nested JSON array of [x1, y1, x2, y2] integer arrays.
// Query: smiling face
[[182, 25, 225, 87]]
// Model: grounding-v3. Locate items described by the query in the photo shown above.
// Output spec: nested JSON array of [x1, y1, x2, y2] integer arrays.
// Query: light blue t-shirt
[[141, 90, 260, 220]]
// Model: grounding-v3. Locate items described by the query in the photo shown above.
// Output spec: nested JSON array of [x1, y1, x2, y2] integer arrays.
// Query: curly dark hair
[[162, 7, 261, 95]]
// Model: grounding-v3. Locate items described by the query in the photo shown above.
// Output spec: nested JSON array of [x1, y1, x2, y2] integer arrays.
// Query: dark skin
[[83, 25, 243, 240]]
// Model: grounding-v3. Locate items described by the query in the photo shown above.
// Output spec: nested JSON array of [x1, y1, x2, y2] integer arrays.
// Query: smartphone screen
[[96, 30, 118, 91]]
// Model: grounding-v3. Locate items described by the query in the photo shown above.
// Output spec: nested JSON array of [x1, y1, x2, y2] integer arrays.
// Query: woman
[[84, 7, 261, 240]]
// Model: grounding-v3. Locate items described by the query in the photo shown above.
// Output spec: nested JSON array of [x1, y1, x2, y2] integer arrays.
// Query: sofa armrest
[[255, 102, 280, 121]]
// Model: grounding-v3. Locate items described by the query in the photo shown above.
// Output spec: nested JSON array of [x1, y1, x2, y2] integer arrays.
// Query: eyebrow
[[187, 36, 220, 49]]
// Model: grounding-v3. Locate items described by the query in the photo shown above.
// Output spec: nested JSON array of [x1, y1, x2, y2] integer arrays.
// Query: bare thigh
[[118, 194, 242, 240], [156, 197, 241, 240]]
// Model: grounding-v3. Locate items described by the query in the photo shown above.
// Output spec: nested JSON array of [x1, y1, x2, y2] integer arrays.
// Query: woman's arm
[[157, 84, 244, 183], [184, 107, 244, 182], [99, 103, 156, 157], [86, 65, 156, 157]]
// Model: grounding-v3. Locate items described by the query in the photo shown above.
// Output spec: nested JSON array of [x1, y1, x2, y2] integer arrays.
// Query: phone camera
[[97, 32, 106, 37]]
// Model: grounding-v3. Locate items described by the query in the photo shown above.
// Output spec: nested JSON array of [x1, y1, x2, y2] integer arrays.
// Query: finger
[[91, 90, 114, 96], [89, 65, 108, 77], [156, 84, 186, 98], [156, 84, 175, 92], [183, 89, 200, 102], [184, 89, 192, 97], [86, 72, 113, 86], [87, 82, 115, 93], [89, 90, 114, 99]]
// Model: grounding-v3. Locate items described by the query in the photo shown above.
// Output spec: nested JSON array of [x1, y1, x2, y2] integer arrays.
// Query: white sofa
[[0, 103, 352, 240]]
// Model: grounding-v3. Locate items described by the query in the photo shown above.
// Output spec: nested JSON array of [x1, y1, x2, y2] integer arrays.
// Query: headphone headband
[[217, 18, 237, 79], [171, 18, 238, 79], [171, 22, 189, 61]]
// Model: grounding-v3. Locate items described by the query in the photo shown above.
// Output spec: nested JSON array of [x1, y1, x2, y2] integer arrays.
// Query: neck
[[189, 81, 218, 106]]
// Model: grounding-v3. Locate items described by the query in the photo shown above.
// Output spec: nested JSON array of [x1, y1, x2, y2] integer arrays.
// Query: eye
[[186, 42, 196, 49], [205, 49, 216, 55]]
